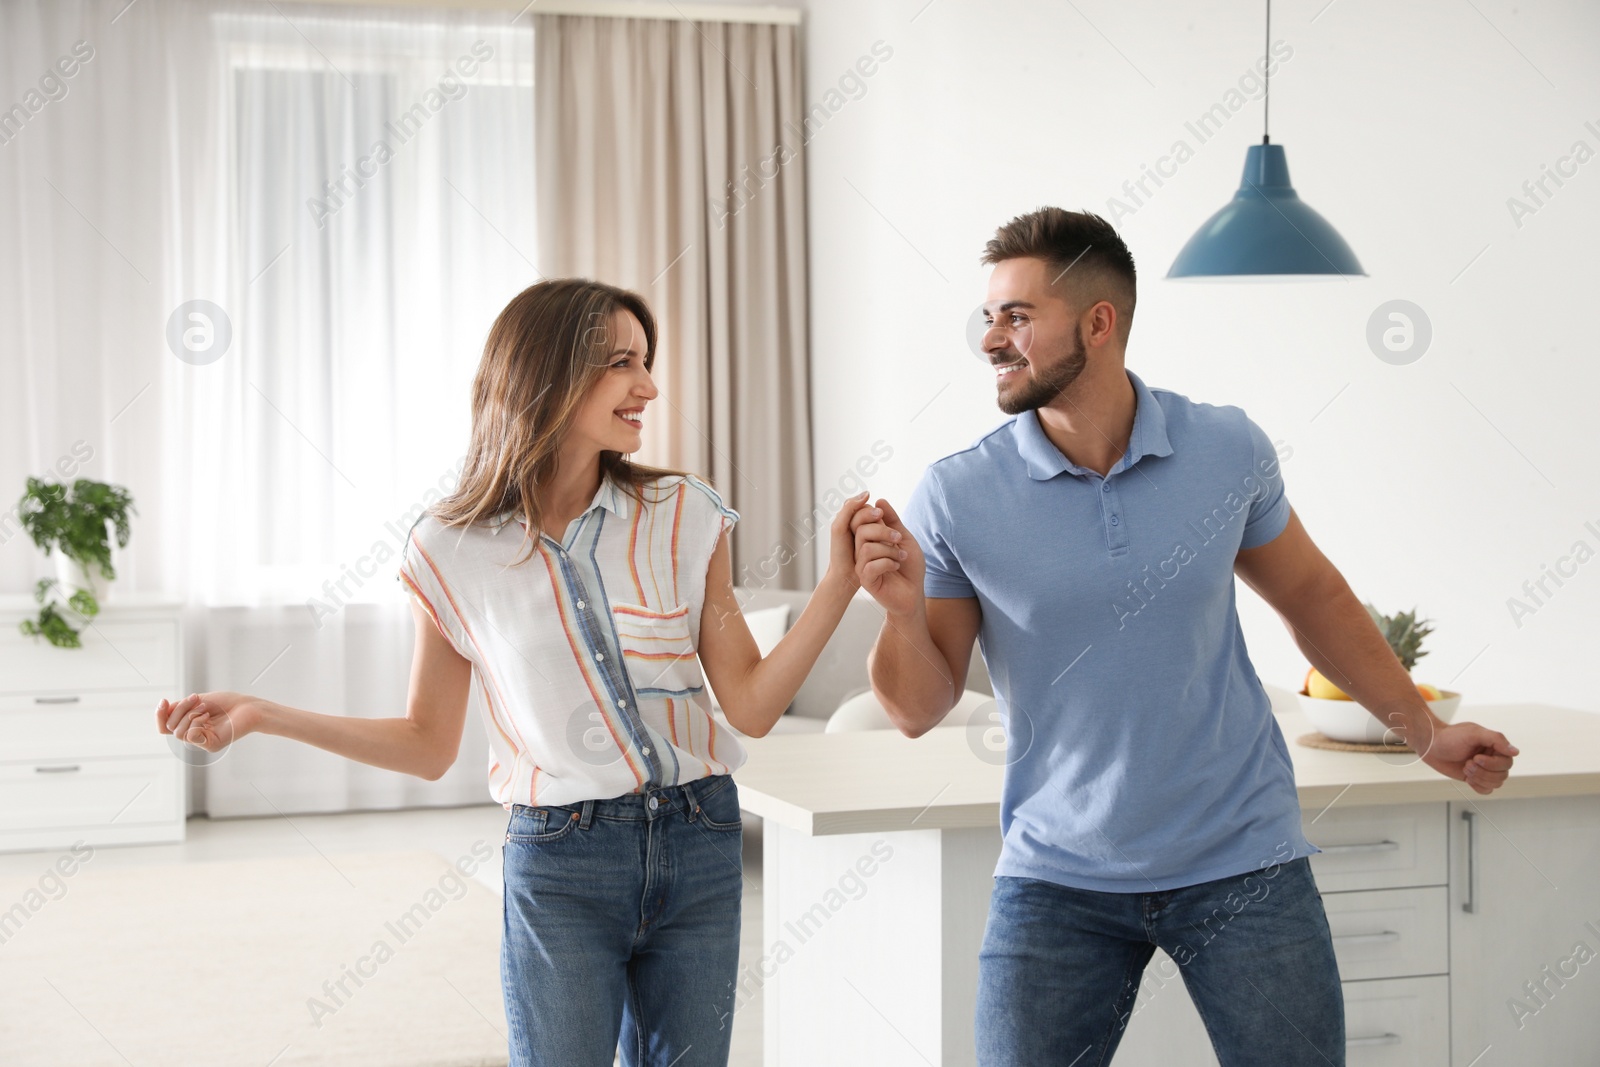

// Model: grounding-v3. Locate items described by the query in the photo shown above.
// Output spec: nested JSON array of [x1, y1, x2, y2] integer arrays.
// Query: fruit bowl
[[1297, 689, 1461, 745]]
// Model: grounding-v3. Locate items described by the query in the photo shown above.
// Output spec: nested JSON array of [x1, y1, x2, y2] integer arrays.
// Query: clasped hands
[[821, 494, 926, 618]]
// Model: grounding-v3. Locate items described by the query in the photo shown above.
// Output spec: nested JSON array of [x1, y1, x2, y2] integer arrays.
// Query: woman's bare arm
[[157, 599, 473, 781], [696, 495, 867, 738]]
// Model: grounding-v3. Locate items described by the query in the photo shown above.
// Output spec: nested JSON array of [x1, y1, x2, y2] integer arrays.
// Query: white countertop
[[732, 703, 1600, 836]]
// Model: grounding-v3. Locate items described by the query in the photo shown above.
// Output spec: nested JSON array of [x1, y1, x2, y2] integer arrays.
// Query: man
[[851, 207, 1519, 1066]]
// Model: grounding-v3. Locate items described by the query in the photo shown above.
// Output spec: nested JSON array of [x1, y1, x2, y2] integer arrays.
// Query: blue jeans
[[976, 857, 1344, 1066], [501, 774, 744, 1067]]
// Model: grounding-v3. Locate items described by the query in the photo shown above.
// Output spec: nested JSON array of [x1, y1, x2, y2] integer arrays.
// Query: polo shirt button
[[1110, 515, 1120, 525], [1102, 483, 1111, 492]]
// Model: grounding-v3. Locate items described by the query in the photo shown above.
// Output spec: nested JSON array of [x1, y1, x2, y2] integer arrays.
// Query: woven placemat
[[1296, 731, 1413, 753]]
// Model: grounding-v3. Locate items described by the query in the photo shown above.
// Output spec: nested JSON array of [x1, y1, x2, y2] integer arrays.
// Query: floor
[[0, 804, 766, 1067]]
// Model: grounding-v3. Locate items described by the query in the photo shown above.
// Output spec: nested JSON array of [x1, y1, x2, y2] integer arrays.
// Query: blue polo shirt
[[902, 369, 1317, 893]]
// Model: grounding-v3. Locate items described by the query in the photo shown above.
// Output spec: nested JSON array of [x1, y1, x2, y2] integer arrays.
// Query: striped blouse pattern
[[398, 473, 746, 809]]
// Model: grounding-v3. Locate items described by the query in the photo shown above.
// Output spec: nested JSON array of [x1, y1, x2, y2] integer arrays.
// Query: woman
[[158, 278, 879, 1066]]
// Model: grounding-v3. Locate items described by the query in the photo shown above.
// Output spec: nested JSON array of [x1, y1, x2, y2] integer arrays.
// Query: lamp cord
[[1263, 0, 1271, 144]]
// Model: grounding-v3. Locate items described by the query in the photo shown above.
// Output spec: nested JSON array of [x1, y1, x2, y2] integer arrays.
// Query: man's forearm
[[868, 603, 957, 736], [1288, 573, 1443, 737]]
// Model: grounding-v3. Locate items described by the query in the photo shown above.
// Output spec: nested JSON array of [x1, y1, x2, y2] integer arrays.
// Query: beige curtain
[[534, 13, 814, 591]]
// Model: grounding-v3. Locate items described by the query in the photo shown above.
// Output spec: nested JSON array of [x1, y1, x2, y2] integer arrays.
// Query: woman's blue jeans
[[501, 774, 745, 1067], [975, 856, 1345, 1065]]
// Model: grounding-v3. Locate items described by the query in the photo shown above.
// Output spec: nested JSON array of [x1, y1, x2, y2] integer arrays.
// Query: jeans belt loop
[[579, 799, 595, 830], [682, 778, 701, 823]]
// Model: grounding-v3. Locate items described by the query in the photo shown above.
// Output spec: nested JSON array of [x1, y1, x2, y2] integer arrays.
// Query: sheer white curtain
[[1, 0, 537, 815]]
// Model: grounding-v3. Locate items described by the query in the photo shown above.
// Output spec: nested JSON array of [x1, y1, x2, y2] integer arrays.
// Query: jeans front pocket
[[506, 804, 581, 844], [611, 601, 705, 698], [694, 775, 743, 833]]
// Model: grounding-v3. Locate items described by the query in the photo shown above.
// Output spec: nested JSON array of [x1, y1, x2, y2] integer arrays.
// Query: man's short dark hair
[[981, 208, 1137, 342]]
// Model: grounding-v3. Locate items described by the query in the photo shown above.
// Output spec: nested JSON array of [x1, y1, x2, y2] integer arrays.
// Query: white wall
[[787, 0, 1600, 714]]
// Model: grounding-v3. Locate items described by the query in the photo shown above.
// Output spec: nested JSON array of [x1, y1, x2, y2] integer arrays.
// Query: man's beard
[[995, 324, 1087, 415]]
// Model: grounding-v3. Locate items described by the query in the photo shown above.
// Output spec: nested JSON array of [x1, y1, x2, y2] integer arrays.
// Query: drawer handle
[[1347, 1032, 1402, 1048], [34, 695, 83, 705], [35, 764, 82, 774], [1332, 930, 1401, 945], [1317, 840, 1399, 855], [1462, 809, 1478, 914]]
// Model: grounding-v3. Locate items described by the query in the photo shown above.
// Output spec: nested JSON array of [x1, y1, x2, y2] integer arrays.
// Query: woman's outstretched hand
[[156, 691, 267, 754], [824, 490, 873, 592]]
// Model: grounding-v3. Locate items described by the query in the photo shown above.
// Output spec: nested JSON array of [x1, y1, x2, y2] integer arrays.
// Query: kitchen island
[[733, 703, 1600, 1066]]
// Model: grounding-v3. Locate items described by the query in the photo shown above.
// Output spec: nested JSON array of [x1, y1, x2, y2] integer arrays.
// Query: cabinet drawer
[[0, 690, 174, 760], [0, 755, 180, 831], [1324, 886, 1448, 981], [1343, 975, 1449, 1067], [1303, 803, 1447, 891], [0, 616, 179, 696]]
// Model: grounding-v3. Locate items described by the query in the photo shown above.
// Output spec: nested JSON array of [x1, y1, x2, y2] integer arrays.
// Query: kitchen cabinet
[[1116, 802, 1454, 1066], [1448, 794, 1600, 1065], [1107, 795, 1600, 1066], [736, 705, 1600, 1066]]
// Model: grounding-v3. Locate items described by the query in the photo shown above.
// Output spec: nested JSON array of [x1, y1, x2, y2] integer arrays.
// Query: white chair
[[824, 687, 995, 733]]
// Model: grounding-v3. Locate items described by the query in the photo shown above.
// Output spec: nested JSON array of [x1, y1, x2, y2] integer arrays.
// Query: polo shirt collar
[[1014, 368, 1174, 481]]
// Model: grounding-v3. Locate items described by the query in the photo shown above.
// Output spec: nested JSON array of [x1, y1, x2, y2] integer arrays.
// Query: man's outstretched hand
[[1412, 719, 1519, 794]]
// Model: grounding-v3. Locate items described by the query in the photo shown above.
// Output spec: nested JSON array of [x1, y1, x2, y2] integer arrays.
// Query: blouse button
[[617, 699, 628, 709], [595, 652, 604, 662], [642, 746, 652, 755], [576, 600, 585, 610]]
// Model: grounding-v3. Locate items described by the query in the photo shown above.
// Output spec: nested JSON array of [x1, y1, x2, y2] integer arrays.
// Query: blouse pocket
[[611, 602, 705, 699]]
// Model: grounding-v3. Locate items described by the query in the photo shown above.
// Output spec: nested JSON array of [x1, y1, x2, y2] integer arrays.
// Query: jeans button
[[648, 796, 659, 811]]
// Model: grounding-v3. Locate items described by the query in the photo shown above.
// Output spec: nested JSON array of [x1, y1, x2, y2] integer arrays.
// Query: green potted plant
[[15, 476, 136, 648]]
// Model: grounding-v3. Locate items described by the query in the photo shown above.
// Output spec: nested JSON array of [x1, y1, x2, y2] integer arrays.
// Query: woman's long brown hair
[[430, 278, 688, 564]]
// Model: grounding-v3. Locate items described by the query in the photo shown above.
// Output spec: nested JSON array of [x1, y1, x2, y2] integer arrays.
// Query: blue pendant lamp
[[1166, 0, 1364, 280]]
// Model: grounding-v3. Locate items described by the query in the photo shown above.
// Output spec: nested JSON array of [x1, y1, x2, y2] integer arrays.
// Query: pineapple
[[1303, 603, 1439, 701], [1362, 602, 1433, 672]]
